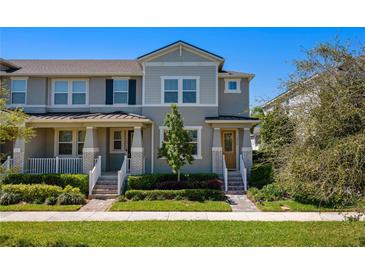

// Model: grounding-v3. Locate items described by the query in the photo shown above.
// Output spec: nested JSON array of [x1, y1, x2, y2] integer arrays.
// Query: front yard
[[0, 221, 364, 246], [110, 200, 232, 212]]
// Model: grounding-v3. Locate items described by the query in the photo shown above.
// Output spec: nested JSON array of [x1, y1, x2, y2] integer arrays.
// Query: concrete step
[[94, 184, 118, 190], [92, 189, 118, 195], [99, 175, 118, 180], [90, 194, 119, 200], [96, 180, 118, 185], [226, 190, 245, 195], [228, 185, 244, 190]]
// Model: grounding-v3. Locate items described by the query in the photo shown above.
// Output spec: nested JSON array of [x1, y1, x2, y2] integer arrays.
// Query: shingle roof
[[0, 60, 142, 76], [27, 111, 149, 121]]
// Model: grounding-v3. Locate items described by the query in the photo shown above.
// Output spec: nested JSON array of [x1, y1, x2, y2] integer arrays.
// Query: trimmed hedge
[[0, 184, 63, 203], [2, 174, 88, 195], [124, 189, 226, 202], [250, 163, 274, 189], [128, 173, 219, 190]]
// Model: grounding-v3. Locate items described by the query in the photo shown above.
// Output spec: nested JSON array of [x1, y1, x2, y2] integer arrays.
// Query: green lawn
[[110, 200, 232, 212], [256, 199, 362, 212], [0, 204, 81, 211], [0, 221, 364, 246]]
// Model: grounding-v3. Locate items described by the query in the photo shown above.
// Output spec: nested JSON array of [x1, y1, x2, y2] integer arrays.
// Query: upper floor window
[[11, 78, 27, 105], [113, 79, 128, 104], [162, 77, 199, 104], [224, 79, 240, 93], [52, 79, 88, 105]]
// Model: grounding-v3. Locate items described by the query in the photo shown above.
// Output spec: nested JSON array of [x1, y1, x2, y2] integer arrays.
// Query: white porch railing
[[239, 154, 248, 191], [89, 156, 101, 196], [117, 155, 128, 195], [1, 156, 13, 172], [28, 157, 83, 174], [222, 155, 228, 192]]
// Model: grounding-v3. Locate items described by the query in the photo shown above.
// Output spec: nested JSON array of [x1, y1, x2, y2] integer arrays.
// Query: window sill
[[224, 90, 241, 94]]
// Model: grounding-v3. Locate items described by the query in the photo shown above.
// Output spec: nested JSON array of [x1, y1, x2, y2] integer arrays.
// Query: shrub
[[0, 192, 21, 205], [124, 189, 225, 201], [128, 173, 220, 190], [247, 184, 286, 202], [45, 196, 57, 205], [250, 163, 274, 189], [57, 193, 86, 205], [2, 174, 88, 195], [0, 184, 63, 203]]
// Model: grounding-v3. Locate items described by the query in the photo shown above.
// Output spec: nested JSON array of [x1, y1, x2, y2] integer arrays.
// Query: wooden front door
[[221, 130, 236, 169]]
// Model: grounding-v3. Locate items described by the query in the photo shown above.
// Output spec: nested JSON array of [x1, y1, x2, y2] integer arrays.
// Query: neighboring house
[[0, 41, 258, 196]]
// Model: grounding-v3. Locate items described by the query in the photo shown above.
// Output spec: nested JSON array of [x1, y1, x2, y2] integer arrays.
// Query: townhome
[[0, 41, 258, 195]]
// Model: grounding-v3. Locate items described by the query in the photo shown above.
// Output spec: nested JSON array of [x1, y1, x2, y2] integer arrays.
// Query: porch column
[[130, 126, 144, 175], [241, 127, 253, 176], [13, 137, 25, 173], [82, 127, 99, 174], [212, 128, 223, 175]]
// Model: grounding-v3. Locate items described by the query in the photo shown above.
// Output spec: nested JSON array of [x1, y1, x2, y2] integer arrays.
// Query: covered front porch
[[10, 112, 152, 176]]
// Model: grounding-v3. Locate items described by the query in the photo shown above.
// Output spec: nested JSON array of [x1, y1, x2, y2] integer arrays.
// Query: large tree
[[0, 80, 33, 170], [277, 40, 365, 206], [158, 105, 194, 182]]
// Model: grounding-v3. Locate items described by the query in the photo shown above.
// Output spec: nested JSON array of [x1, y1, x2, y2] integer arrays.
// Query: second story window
[[11, 78, 27, 105], [224, 79, 240, 93], [162, 77, 199, 104], [113, 79, 128, 104], [53, 79, 88, 105]]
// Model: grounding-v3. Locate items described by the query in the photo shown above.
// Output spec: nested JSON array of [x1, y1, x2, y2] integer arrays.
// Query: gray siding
[[152, 48, 213, 62], [142, 106, 218, 173], [144, 66, 217, 105], [27, 77, 47, 105], [218, 78, 250, 116]]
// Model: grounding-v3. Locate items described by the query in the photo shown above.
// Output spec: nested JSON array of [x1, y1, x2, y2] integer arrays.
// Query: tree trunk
[[177, 170, 181, 182]]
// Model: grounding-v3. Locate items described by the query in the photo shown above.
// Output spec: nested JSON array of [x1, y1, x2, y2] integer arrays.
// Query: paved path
[[79, 199, 115, 212], [0, 211, 363, 222], [227, 195, 259, 212]]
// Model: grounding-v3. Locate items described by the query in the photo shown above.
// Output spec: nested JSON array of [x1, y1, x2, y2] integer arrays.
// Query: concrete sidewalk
[[0, 211, 363, 222]]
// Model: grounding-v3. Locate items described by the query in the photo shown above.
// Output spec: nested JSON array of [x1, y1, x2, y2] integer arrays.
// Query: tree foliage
[[277, 40, 365, 206], [158, 105, 194, 182]]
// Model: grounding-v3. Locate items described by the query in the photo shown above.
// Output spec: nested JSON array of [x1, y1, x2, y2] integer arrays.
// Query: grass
[[255, 199, 364, 212], [0, 204, 81, 211], [110, 200, 232, 212], [0, 221, 364, 246]]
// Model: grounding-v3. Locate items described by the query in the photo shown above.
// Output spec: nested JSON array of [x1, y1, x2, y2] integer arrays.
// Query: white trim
[[113, 78, 129, 105], [161, 76, 200, 105], [224, 79, 241, 93], [212, 147, 222, 151], [131, 147, 144, 152], [13, 148, 21, 153], [48, 105, 90, 109], [215, 63, 218, 105], [151, 121, 154, 173], [110, 128, 126, 154], [159, 125, 202, 159], [142, 63, 146, 105], [10, 77, 28, 106], [241, 147, 252, 151], [51, 79, 89, 106], [54, 128, 85, 157], [236, 128, 239, 171], [83, 148, 99, 153], [112, 76, 130, 80], [145, 62, 217, 67]]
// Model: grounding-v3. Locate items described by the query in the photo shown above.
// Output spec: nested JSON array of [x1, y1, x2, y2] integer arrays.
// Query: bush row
[[0, 184, 86, 205], [128, 173, 219, 190], [124, 189, 226, 202], [247, 184, 287, 203], [2, 174, 89, 195]]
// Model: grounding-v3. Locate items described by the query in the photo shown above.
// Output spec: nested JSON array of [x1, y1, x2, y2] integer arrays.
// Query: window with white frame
[[113, 79, 128, 104], [11, 78, 27, 104], [77, 130, 86, 155], [162, 77, 199, 104], [224, 79, 240, 93], [53, 79, 88, 105], [58, 130, 73, 155], [160, 126, 201, 158], [110, 129, 124, 153]]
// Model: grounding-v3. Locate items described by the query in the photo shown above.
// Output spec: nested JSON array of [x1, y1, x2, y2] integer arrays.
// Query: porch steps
[[226, 171, 245, 195], [90, 174, 119, 200]]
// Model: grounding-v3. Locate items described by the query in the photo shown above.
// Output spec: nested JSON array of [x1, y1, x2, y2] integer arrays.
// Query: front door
[[221, 130, 236, 169]]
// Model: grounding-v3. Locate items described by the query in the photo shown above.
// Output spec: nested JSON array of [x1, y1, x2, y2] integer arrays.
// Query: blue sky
[[0, 27, 364, 107]]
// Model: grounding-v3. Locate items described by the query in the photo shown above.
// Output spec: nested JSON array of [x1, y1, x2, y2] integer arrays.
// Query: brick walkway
[[1, 211, 362, 222], [78, 199, 115, 212]]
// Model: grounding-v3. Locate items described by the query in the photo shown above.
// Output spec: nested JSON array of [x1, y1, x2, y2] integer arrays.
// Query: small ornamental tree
[[158, 105, 194, 182]]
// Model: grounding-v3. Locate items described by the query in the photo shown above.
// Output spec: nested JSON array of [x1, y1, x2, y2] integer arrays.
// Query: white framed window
[[55, 129, 85, 156], [52, 79, 89, 105], [110, 128, 125, 153], [11, 78, 27, 105], [113, 79, 129, 104], [159, 126, 202, 159], [224, 79, 241, 93], [161, 76, 200, 105]]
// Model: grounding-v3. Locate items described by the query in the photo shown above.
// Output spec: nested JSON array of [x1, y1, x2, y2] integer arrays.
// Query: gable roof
[[0, 60, 142, 76], [137, 40, 225, 64]]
